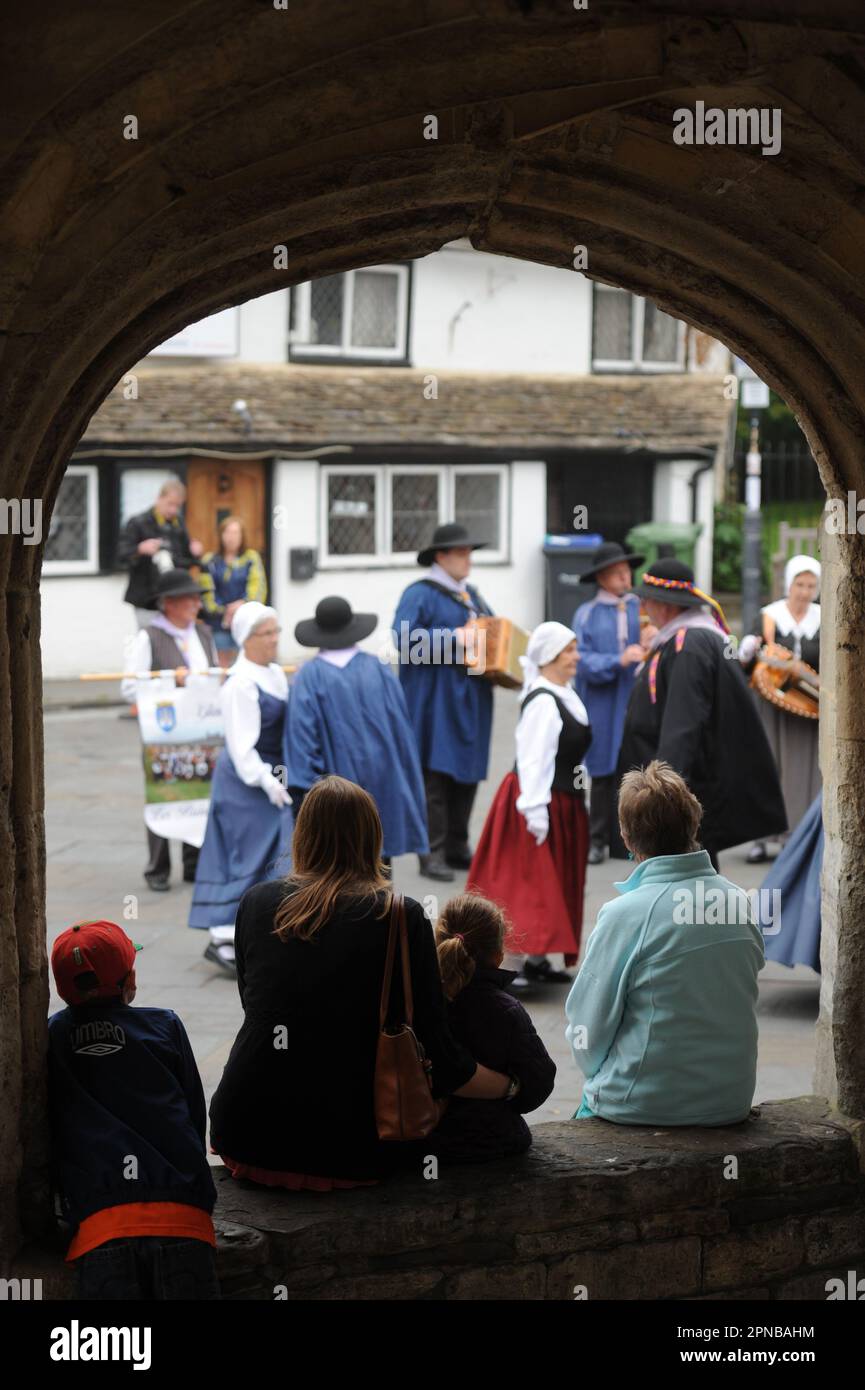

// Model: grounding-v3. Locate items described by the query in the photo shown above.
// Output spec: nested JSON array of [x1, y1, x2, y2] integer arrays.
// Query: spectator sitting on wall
[[117, 478, 204, 627], [565, 761, 764, 1127]]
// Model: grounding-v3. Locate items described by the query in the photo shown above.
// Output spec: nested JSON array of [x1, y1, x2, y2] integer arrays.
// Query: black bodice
[[771, 625, 820, 674], [516, 688, 593, 796]]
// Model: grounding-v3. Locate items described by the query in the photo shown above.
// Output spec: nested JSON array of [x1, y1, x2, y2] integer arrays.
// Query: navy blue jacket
[[47, 1002, 216, 1228], [427, 967, 557, 1163]]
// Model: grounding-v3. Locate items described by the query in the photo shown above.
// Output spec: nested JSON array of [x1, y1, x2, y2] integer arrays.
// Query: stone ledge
[[211, 1097, 865, 1300], [9, 1098, 865, 1300]]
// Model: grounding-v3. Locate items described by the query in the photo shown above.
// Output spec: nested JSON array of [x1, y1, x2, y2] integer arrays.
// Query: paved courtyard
[[44, 683, 819, 1128]]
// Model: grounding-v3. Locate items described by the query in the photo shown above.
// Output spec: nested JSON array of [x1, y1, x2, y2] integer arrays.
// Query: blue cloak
[[392, 579, 494, 785], [758, 792, 822, 972], [281, 652, 429, 858], [573, 592, 641, 778]]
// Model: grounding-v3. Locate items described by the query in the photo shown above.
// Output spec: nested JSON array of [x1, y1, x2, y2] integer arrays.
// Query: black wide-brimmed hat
[[417, 522, 488, 567], [581, 541, 645, 582], [155, 568, 205, 600], [295, 596, 377, 649], [633, 558, 704, 607]]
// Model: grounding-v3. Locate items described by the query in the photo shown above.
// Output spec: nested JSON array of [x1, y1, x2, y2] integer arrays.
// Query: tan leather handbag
[[374, 893, 442, 1141]]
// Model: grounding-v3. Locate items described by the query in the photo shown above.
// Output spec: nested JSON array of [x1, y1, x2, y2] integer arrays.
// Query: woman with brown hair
[[209, 776, 514, 1188], [199, 515, 267, 668]]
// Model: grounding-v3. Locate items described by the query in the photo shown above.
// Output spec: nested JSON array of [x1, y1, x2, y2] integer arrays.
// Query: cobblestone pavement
[[44, 686, 818, 1128]]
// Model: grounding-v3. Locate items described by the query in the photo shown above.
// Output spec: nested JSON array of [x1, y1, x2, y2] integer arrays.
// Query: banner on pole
[[135, 674, 224, 849]]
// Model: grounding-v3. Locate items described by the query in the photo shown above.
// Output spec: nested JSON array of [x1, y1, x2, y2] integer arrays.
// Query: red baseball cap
[[51, 920, 142, 1005]]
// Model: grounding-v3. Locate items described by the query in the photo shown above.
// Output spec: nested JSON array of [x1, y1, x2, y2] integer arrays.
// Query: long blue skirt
[[758, 793, 822, 972], [189, 752, 290, 929]]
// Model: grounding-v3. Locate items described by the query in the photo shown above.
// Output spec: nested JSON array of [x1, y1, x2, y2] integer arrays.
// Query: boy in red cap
[[48, 920, 218, 1299]]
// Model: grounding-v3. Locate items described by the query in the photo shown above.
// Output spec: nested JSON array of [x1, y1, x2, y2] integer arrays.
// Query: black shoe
[[587, 845, 605, 865], [506, 974, 537, 998], [418, 855, 455, 883], [523, 958, 573, 984], [445, 849, 473, 870], [182, 868, 197, 883], [204, 943, 237, 978], [145, 873, 170, 892], [746, 843, 769, 864]]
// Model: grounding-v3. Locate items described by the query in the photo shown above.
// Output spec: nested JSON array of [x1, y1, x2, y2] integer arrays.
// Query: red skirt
[[467, 771, 588, 964]]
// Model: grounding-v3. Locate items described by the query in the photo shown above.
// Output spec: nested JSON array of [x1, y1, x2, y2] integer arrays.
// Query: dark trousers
[[76, 1236, 220, 1301], [589, 773, 616, 851], [423, 769, 477, 859], [146, 829, 199, 881]]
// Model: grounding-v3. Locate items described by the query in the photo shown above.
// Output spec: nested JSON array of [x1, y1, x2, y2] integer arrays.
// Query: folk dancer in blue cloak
[[572, 541, 647, 864], [279, 596, 428, 864], [190, 602, 291, 976], [393, 523, 495, 882]]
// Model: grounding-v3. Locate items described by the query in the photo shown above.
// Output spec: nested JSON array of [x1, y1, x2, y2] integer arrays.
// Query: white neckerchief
[[317, 646, 360, 668], [426, 561, 477, 617], [227, 652, 287, 701], [650, 608, 725, 651], [594, 586, 631, 648], [762, 599, 821, 641], [525, 675, 589, 726]]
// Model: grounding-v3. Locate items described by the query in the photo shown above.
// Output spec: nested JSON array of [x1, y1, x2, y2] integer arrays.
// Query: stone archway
[[3, 0, 865, 1264]]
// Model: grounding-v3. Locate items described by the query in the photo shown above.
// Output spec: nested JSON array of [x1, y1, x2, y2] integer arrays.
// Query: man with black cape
[[614, 559, 786, 866]]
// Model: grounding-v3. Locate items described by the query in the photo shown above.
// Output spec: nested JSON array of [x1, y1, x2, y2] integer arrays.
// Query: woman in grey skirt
[[738, 554, 821, 862]]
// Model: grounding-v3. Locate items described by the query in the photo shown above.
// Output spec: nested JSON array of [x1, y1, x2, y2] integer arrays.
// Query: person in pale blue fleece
[[565, 760, 763, 1126]]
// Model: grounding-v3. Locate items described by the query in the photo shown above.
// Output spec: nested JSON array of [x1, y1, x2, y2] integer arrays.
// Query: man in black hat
[[122, 570, 218, 890], [280, 596, 429, 865], [615, 559, 786, 866], [573, 541, 647, 864], [392, 523, 494, 882]]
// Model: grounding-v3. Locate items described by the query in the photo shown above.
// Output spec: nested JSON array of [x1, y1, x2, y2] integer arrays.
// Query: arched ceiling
[[3, 0, 865, 577]]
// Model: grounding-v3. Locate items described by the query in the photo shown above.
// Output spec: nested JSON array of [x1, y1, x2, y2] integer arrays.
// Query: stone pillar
[[814, 521, 865, 1118], [0, 541, 50, 1267]]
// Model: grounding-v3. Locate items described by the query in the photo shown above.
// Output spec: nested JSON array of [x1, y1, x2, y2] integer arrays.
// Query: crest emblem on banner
[[156, 701, 177, 733]]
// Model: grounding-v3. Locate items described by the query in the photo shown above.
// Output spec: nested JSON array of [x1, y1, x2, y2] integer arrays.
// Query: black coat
[[209, 882, 477, 1181], [425, 967, 556, 1164], [617, 627, 787, 852], [117, 507, 196, 609]]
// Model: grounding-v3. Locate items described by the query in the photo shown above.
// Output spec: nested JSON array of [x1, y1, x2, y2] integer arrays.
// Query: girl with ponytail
[[428, 894, 557, 1164]]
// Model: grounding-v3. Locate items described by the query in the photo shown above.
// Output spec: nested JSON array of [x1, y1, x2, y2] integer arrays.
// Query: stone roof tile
[[81, 364, 732, 453]]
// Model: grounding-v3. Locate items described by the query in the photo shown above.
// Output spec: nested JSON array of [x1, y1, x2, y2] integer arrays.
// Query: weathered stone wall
[[210, 1100, 865, 1300], [14, 1099, 865, 1301]]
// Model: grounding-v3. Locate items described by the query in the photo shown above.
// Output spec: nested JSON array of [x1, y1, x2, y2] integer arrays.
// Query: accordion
[[466, 616, 530, 690]]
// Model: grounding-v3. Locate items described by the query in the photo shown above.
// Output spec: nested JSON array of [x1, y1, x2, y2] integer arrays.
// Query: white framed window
[[43, 465, 100, 575], [289, 266, 410, 360], [319, 463, 508, 566], [592, 286, 684, 371]]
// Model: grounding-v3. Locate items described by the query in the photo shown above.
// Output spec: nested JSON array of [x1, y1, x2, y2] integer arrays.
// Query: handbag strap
[[379, 892, 413, 1029]]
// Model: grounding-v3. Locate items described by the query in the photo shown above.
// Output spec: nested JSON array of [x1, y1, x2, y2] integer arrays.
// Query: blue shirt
[[565, 851, 764, 1125], [573, 592, 641, 777]]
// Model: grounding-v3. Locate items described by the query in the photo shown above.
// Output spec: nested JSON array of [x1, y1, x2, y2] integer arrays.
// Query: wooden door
[[184, 458, 267, 558]]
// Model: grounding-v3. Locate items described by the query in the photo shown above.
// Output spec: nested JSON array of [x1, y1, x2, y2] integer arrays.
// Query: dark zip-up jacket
[[47, 1002, 216, 1228], [426, 966, 557, 1163]]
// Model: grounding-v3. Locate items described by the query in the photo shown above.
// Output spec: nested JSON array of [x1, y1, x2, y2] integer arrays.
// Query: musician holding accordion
[[738, 554, 821, 862]]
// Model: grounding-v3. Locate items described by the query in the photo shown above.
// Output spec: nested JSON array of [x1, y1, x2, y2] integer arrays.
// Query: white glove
[[263, 775, 292, 808], [738, 633, 760, 664], [524, 807, 549, 847]]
